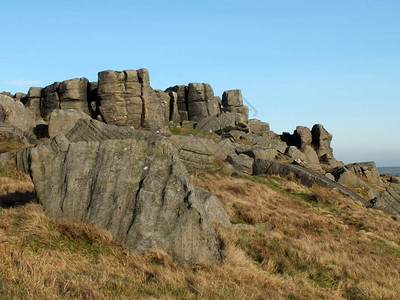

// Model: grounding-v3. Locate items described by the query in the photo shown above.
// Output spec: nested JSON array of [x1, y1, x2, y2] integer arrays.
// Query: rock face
[[48, 109, 92, 138], [40, 78, 91, 120], [97, 69, 166, 129], [187, 83, 218, 121], [24, 87, 42, 116], [0, 94, 35, 134], [24, 134, 223, 265]]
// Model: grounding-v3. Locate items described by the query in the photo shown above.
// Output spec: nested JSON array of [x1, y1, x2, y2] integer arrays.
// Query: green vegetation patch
[[169, 126, 221, 142], [0, 134, 27, 154]]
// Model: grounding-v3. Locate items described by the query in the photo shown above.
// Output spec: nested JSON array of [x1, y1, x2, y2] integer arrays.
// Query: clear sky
[[1, 0, 399, 166]]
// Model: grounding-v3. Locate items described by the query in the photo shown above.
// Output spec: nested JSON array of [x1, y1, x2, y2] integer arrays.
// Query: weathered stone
[[97, 70, 142, 127], [48, 109, 92, 138], [224, 131, 287, 153], [375, 183, 400, 215], [169, 135, 217, 171], [247, 119, 270, 135], [0, 124, 31, 146], [154, 89, 171, 124], [187, 83, 217, 121], [222, 89, 243, 107], [195, 186, 231, 226], [97, 69, 166, 129], [41, 82, 61, 120], [286, 146, 306, 161], [58, 78, 90, 114], [345, 162, 384, 187], [243, 147, 279, 161], [24, 87, 42, 117], [0, 95, 35, 134], [196, 112, 247, 134], [221, 90, 249, 120], [13, 93, 26, 101], [311, 124, 335, 161], [226, 154, 254, 175], [165, 85, 188, 119], [21, 134, 223, 265], [301, 145, 323, 172], [168, 91, 181, 123]]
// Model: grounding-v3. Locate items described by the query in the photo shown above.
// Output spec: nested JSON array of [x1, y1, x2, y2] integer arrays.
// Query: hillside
[[1, 167, 400, 299], [1, 69, 400, 299]]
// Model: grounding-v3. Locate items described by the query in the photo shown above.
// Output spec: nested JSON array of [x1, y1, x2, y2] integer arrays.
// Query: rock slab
[[25, 134, 223, 265]]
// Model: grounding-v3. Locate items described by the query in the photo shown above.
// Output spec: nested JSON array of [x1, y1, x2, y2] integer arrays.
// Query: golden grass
[[0, 170, 400, 299]]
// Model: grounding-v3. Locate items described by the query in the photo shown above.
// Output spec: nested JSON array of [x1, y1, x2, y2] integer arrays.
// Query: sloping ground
[[1, 170, 400, 299]]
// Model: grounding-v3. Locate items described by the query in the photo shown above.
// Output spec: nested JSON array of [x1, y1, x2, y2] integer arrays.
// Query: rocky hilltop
[[1, 68, 400, 264]]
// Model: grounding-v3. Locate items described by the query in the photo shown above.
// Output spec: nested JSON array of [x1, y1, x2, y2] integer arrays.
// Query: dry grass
[[193, 172, 400, 299], [1, 170, 400, 299]]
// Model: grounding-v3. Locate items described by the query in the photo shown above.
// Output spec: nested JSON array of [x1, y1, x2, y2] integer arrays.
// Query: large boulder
[[222, 89, 249, 120], [48, 109, 92, 138], [247, 119, 270, 135], [58, 78, 90, 114], [187, 83, 218, 121], [0, 94, 35, 134], [22, 134, 223, 265]]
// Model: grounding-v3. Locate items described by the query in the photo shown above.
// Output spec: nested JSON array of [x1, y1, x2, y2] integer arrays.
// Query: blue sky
[[1, 0, 399, 166]]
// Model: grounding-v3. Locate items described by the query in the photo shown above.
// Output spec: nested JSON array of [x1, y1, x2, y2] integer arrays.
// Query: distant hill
[[377, 166, 400, 176]]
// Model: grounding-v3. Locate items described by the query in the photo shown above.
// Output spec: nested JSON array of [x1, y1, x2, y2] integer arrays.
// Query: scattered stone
[[253, 159, 369, 206]]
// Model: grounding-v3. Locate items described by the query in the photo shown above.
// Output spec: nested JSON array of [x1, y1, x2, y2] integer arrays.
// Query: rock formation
[[20, 134, 223, 265], [282, 124, 343, 170], [3, 66, 400, 267]]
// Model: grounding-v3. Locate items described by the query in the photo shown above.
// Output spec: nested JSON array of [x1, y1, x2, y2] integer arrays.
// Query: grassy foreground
[[1, 168, 400, 299]]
